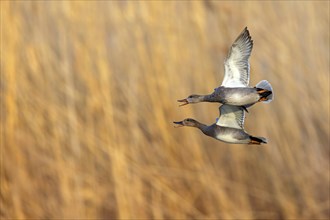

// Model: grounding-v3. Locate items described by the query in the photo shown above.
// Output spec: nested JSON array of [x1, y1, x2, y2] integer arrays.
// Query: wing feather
[[221, 27, 253, 88], [216, 105, 245, 129]]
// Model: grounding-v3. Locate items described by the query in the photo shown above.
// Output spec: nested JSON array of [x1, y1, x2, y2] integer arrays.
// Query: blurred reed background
[[1, 1, 329, 219]]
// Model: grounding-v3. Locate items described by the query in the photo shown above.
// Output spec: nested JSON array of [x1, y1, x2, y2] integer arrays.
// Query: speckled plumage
[[202, 124, 252, 144], [204, 86, 261, 106]]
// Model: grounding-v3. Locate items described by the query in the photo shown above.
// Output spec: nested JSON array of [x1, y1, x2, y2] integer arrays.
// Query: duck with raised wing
[[178, 27, 274, 108], [174, 105, 267, 145]]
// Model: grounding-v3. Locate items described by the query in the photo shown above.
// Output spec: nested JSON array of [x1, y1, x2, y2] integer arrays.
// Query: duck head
[[177, 95, 204, 106], [173, 118, 199, 127]]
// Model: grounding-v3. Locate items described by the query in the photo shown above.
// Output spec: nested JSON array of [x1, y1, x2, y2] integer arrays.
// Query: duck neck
[[194, 121, 208, 133], [204, 87, 224, 102], [202, 93, 219, 102], [200, 95, 209, 102], [192, 95, 208, 102]]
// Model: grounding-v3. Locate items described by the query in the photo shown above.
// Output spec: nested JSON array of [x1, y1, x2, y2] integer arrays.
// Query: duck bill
[[177, 98, 189, 106], [173, 121, 184, 127]]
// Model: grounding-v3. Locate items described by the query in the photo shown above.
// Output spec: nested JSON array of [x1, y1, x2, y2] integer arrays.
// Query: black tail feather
[[250, 136, 267, 144], [260, 90, 272, 99], [255, 80, 274, 103]]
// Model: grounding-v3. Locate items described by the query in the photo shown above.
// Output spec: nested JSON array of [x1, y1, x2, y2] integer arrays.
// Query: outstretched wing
[[216, 105, 245, 129], [221, 27, 253, 88]]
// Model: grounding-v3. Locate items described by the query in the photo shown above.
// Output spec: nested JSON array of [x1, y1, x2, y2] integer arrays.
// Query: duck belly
[[214, 127, 250, 144], [223, 89, 259, 106], [215, 132, 249, 144]]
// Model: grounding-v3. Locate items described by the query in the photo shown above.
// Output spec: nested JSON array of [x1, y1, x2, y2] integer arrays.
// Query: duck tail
[[256, 80, 274, 103], [249, 136, 268, 145], [242, 103, 254, 112]]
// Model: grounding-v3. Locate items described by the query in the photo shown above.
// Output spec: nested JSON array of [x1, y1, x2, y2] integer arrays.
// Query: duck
[[178, 27, 274, 108], [173, 104, 267, 145]]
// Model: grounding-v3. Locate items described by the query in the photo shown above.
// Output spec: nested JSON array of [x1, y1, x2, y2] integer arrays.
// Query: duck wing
[[216, 105, 245, 129], [221, 27, 253, 88]]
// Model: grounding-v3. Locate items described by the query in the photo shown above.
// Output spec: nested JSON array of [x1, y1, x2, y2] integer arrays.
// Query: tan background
[[1, 1, 329, 219]]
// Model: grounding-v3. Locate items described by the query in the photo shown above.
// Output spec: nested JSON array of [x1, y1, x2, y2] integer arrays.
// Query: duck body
[[181, 84, 272, 107], [201, 124, 253, 144], [204, 86, 264, 106]]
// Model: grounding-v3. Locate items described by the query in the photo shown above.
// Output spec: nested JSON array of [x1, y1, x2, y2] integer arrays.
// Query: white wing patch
[[216, 105, 245, 129], [221, 27, 253, 88]]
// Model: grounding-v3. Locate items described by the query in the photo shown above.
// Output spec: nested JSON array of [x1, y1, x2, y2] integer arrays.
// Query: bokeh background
[[1, 1, 329, 219]]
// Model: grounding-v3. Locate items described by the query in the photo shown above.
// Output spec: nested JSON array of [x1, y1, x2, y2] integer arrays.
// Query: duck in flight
[[174, 105, 267, 145], [178, 27, 274, 109]]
